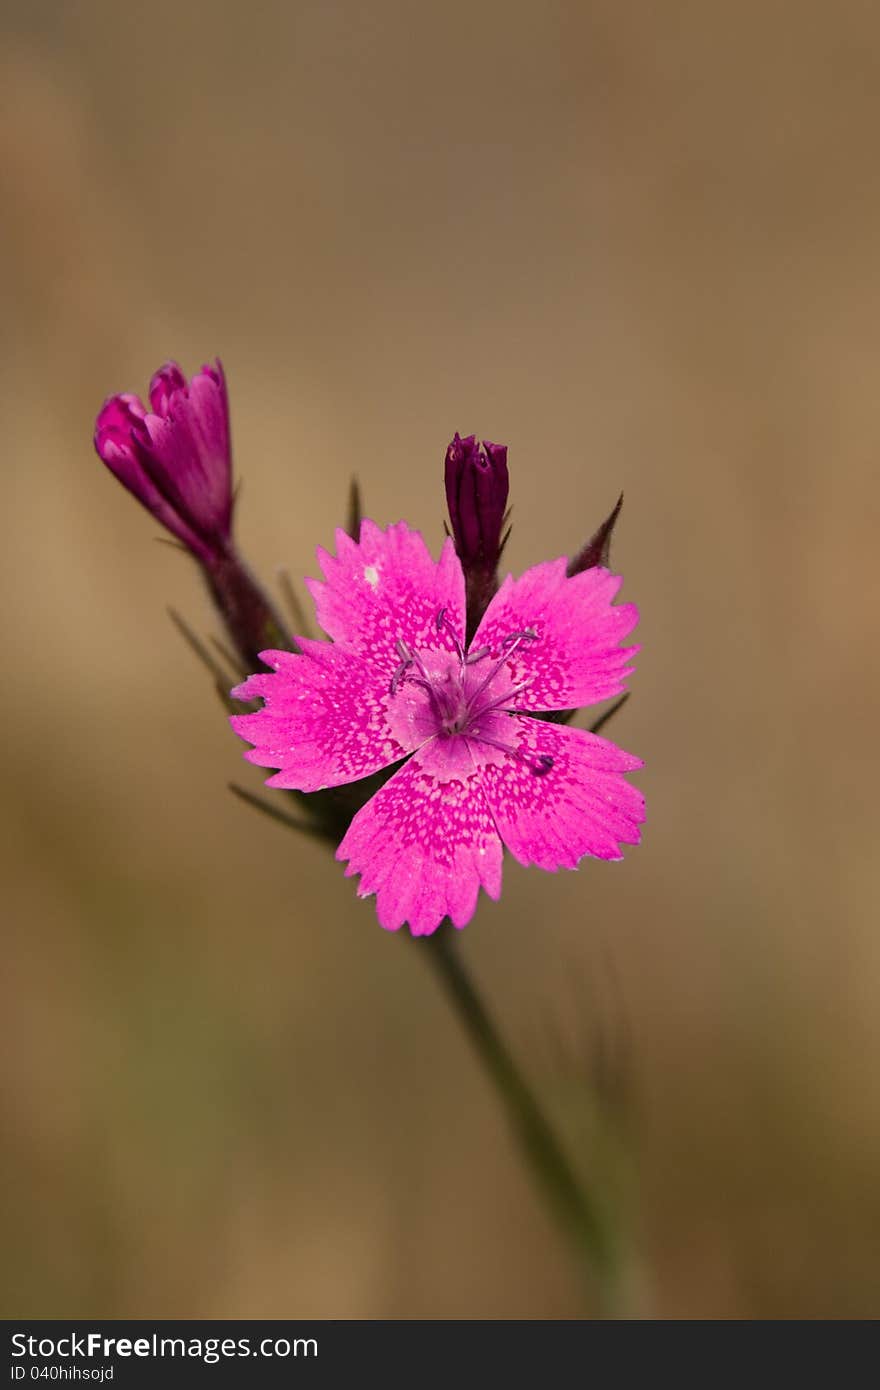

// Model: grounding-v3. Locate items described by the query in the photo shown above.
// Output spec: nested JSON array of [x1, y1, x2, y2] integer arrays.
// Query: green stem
[[421, 928, 630, 1316]]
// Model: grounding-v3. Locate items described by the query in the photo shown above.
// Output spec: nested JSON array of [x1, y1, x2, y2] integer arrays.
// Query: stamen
[[410, 647, 434, 684], [436, 606, 465, 664], [390, 639, 414, 695], [388, 622, 541, 745], [467, 628, 538, 707], [471, 731, 555, 776], [501, 627, 537, 647], [469, 679, 533, 721], [393, 641, 452, 725], [390, 659, 411, 695]]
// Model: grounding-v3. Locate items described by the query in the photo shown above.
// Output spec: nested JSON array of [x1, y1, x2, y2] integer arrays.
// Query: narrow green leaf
[[211, 635, 248, 681], [568, 493, 624, 577], [589, 693, 630, 736], [228, 782, 336, 844], [168, 607, 238, 711], [346, 476, 363, 540], [277, 569, 313, 640]]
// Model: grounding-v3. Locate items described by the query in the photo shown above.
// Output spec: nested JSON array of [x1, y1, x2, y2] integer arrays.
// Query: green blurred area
[[2, 0, 879, 1318]]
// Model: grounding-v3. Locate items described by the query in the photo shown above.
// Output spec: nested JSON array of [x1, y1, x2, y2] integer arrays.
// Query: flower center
[[388, 609, 554, 775]]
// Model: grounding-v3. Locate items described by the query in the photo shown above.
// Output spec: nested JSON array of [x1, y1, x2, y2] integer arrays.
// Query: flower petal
[[139, 360, 232, 547], [306, 520, 466, 682], [94, 394, 212, 559], [230, 638, 423, 792], [336, 737, 503, 935], [474, 715, 644, 868], [148, 361, 187, 416], [471, 558, 639, 713]]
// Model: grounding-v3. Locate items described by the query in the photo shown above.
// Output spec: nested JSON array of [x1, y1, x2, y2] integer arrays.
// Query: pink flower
[[231, 521, 644, 936], [94, 360, 232, 563]]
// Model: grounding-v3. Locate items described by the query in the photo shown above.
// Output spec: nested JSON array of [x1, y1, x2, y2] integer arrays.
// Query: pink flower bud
[[94, 359, 232, 563]]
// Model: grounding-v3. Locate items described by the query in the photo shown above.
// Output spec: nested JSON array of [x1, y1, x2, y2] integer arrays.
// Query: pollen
[[364, 565, 380, 588]]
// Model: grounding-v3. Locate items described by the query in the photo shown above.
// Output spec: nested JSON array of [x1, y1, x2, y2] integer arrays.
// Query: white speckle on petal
[[364, 565, 380, 588]]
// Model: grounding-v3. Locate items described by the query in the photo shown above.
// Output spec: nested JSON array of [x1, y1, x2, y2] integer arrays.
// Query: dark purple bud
[[445, 433, 509, 572], [567, 493, 623, 577], [445, 433, 510, 640]]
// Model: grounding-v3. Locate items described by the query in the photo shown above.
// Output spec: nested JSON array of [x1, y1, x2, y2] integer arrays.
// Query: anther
[[469, 678, 533, 720], [389, 659, 411, 696], [435, 606, 465, 663], [467, 625, 538, 706], [531, 754, 554, 776], [389, 638, 414, 696], [501, 627, 537, 647], [471, 733, 554, 777]]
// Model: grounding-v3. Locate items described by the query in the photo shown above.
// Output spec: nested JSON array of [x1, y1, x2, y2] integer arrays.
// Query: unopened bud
[[444, 432, 510, 638]]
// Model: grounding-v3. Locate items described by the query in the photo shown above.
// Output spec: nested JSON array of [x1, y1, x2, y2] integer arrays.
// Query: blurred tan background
[[2, 0, 879, 1318]]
